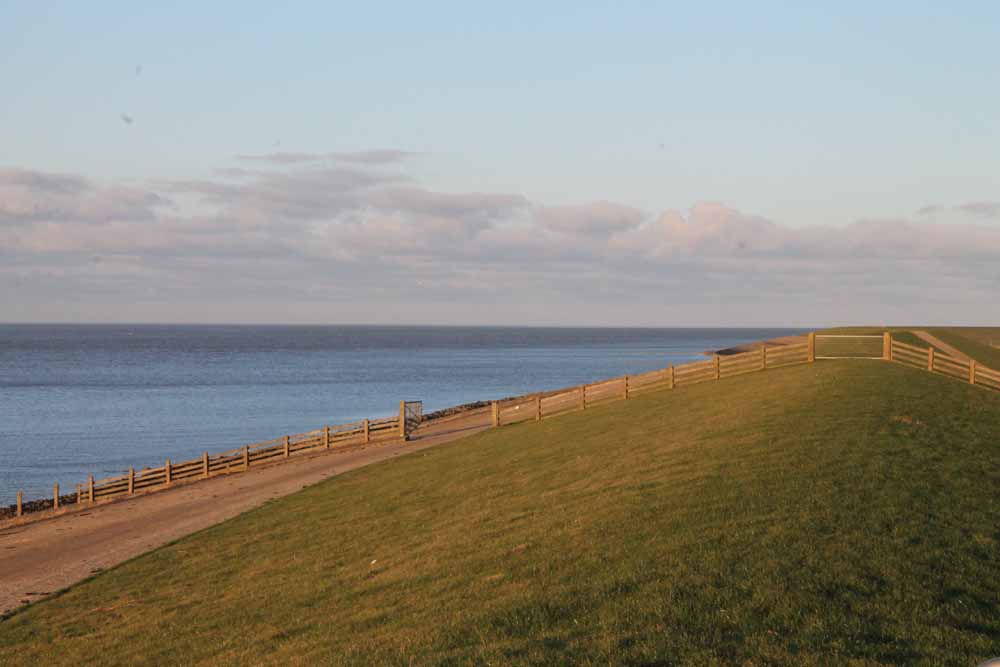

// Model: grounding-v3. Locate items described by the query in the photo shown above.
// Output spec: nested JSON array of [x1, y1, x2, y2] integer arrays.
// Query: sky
[[1, 2, 998, 326]]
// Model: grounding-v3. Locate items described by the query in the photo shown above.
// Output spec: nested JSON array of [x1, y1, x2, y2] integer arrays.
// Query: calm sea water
[[0, 325, 806, 504]]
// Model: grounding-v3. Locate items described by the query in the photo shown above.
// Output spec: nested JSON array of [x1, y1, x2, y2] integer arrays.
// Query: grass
[[814, 334, 884, 358], [3, 361, 1000, 665]]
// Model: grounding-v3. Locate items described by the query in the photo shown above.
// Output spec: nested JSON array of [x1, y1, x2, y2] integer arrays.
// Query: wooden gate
[[399, 400, 423, 440]]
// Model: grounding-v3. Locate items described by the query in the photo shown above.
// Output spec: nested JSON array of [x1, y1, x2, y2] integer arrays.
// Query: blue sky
[[2, 3, 999, 324]]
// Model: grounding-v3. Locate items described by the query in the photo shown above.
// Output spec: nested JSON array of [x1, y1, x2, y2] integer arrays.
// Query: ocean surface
[[0, 325, 807, 504]]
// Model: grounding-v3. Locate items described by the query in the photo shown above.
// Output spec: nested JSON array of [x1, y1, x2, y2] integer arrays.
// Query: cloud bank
[[1, 158, 998, 325]]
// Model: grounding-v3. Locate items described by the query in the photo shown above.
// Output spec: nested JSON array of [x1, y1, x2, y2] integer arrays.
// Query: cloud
[[369, 187, 528, 232], [164, 166, 408, 224], [957, 201, 1000, 218], [536, 201, 644, 237], [916, 201, 1000, 220], [329, 150, 418, 165], [0, 168, 169, 225], [235, 149, 417, 166], [2, 157, 999, 325], [235, 152, 330, 164]]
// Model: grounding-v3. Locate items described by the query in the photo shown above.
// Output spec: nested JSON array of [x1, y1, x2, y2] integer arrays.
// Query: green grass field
[[3, 361, 1000, 665]]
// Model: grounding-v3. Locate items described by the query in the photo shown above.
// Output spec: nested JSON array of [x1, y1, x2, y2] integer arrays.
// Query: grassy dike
[[2, 361, 999, 665]]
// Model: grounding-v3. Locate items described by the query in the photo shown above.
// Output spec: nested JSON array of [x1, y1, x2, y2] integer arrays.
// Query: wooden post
[[535, 394, 542, 421], [76, 483, 82, 505], [363, 419, 370, 443], [283, 435, 290, 458], [88, 474, 95, 504], [883, 332, 891, 361], [927, 346, 934, 371], [128, 466, 135, 495], [243, 445, 250, 470], [491, 401, 500, 427], [202, 451, 209, 479], [761, 346, 767, 370], [16, 490, 22, 517], [970, 359, 977, 385], [53, 483, 60, 510], [324, 425, 331, 449], [669, 364, 675, 389], [399, 400, 407, 440], [807, 332, 816, 362], [165, 459, 172, 485], [623, 375, 630, 400], [714, 354, 721, 379], [580, 385, 587, 410]]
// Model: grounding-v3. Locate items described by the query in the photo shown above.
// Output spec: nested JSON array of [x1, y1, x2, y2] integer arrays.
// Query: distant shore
[[709, 333, 808, 356]]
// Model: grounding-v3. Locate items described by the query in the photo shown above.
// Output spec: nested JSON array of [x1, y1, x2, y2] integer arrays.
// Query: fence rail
[[888, 335, 1000, 389], [489, 336, 812, 427], [8, 331, 998, 524]]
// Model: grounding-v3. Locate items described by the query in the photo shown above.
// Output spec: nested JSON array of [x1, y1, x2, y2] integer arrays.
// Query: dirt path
[[0, 410, 491, 617], [913, 331, 970, 361]]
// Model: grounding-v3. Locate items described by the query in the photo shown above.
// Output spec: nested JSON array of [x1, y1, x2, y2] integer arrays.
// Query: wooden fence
[[7, 410, 410, 521], [8, 331, 997, 524], [487, 332, 1000, 428], [887, 334, 1000, 390], [490, 337, 813, 427]]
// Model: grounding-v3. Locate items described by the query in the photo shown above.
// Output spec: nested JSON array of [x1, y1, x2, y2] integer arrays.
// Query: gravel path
[[0, 411, 491, 617]]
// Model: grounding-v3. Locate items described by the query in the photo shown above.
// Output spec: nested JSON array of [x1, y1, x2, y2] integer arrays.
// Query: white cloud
[[2, 157, 998, 325]]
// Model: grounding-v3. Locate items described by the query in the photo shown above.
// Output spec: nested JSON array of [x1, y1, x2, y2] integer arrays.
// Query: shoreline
[[707, 333, 809, 356]]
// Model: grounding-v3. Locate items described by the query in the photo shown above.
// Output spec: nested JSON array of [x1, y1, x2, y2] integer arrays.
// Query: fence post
[[363, 418, 370, 443], [399, 400, 407, 440], [53, 483, 60, 510], [243, 445, 250, 470], [203, 452, 209, 479], [535, 394, 542, 421], [761, 346, 767, 370], [580, 385, 587, 410], [883, 332, 891, 361], [807, 333, 816, 362], [714, 354, 721, 379], [76, 483, 82, 505], [970, 359, 976, 385], [491, 401, 500, 427], [128, 466, 135, 495], [283, 435, 290, 458], [669, 364, 675, 389], [16, 490, 22, 517], [88, 474, 95, 504], [927, 347, 934, 371], [165, 459, 172, 485], [324, 425, 331, 449], [623, 375, 630, 400]]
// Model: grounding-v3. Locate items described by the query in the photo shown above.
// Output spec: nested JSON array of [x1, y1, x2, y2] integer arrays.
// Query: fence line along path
[[6, 332, 999, 526], [6, 400, 423, 524]]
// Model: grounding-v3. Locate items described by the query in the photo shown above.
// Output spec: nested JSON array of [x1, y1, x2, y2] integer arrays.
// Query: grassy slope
[[3, 362, 1000, 666]]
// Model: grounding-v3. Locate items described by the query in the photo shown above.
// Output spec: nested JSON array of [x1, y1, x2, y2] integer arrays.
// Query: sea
[[0, 325, 807, 504]]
